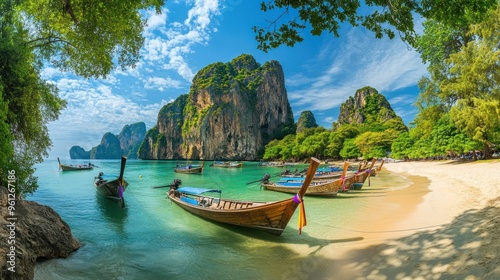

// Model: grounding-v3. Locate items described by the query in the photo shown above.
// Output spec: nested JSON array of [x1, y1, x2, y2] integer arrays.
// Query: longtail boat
[[167, 157, 321, 235], [261, 161, 352, 196], [350, 158, 377, 190], [174, 162, 204, 174], [258, 161, 285, 167], [58, 157, 94, 171], [211, 161, 243, 168], [371, 159, 385, 176], [94, 156, 128, 208]]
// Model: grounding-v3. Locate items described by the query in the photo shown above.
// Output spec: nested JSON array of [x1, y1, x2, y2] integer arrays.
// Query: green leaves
[[255, 0, 497, 52], [20, 0, 164, 78]]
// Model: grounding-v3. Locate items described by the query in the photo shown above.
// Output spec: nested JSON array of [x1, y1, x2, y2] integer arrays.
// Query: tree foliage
[[254, 0, 497, 52], [20, 0, 164, 78]]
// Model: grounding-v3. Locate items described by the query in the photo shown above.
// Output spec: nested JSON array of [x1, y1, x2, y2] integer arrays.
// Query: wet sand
[[307, 160, 500, 280]]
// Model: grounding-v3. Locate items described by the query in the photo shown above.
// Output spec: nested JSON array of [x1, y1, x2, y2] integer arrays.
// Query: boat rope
[[292, 194, 306, 235]]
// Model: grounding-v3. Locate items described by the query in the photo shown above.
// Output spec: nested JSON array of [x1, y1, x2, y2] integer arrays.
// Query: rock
[[69, 122, 146, 159], [296, 110, 318, 133], [138, 54, 295, 160], [336, 86, 406, 128], [118, 122, 146, 159], [90, 132, 122, 159], [0, 186, 80, 280], [69, 146, 90, 159]]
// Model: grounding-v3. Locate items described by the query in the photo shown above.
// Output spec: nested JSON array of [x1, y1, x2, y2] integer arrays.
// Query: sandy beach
[[306, 159, 500, 280]]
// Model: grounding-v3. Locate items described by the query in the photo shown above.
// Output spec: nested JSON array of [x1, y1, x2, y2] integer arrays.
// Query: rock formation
[[296, 110, 318, 133], [90, 132, 122, 159], [0, 186, 80, 280], [69, 146, 90, 159], [337, 86, 405, 128], [70, 122, 146, 159], [138, 54, 294, 160]]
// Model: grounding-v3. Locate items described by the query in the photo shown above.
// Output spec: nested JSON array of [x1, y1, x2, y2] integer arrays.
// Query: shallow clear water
[[30, 159, 408, 279]]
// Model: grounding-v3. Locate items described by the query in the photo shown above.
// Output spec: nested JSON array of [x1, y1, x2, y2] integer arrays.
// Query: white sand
[[307, 160, 500, 280]]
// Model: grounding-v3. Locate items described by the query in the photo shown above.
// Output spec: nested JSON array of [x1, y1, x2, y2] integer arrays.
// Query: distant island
[[70, 122, 146, 159]]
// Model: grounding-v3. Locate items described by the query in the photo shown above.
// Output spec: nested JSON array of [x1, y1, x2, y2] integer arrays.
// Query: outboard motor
[[167, 179, 182, 199], [262, 174, 271, 183], [171, 178, 182, 190]]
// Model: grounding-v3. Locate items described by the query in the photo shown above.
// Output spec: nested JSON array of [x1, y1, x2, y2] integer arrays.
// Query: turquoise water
[[30, 159, 406, 280]]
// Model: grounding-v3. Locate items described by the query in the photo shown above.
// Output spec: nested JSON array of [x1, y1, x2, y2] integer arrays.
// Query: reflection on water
[[95, 194, 129, 234]]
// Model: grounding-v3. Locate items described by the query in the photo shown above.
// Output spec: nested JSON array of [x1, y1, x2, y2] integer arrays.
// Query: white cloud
[[288, 28, 427, 112], [145, 7, 169, 33], [142, 0, 222, 81], [47, 77, 169, 159], [144, 77, 183, 91], [389, 95, 416, 106], [41, 66, 62, 80], [185, 0, 220, 30]]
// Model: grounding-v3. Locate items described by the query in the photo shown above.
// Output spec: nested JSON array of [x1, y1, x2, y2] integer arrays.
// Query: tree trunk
[[483, 141, 491, 159]]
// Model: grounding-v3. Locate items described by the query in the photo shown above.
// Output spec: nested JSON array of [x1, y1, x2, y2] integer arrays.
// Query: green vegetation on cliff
[[263, 87, 407, 161], [140, 54, 294, 160]]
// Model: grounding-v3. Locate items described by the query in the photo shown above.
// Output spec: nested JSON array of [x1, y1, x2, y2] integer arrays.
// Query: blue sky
[[44, 1, 427, 159]]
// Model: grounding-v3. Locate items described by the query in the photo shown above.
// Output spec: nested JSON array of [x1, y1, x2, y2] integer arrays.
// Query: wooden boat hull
[[168, 157, 321, 235], [261, 180, 339, 196], [95, 179, 129, 199], [60, 165, 93, 171], [168, 196, 297, 235], [174, 165, 204, 174], [58, 158, 93, 171], [262, 174, 357, 196], [94, 156, 128, 208], [212, 162, 242, 168], [282, 172, 345, 181]]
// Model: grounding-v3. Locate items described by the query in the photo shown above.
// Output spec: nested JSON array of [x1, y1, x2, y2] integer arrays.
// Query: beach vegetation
[[409, 4, 500, 159]]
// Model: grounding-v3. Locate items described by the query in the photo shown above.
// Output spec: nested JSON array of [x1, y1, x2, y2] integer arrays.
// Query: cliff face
[[118, 122, 147, 159], [69, 146, 90, 159], [70, 122, 146, 159], [337, 86, 403, 126], [297, 110, 318, 133], [90, 132, 122, 159], [0, 186, 80, 280], [138, 54, 294, 160]]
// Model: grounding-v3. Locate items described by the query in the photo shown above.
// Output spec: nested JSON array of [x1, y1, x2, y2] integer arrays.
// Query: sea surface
[[30, 159, 408, 280]]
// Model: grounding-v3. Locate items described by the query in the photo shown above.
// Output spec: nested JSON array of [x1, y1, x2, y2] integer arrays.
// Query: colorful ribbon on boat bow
[[118, 184, 124, 198], [292, 194, 306, 235]]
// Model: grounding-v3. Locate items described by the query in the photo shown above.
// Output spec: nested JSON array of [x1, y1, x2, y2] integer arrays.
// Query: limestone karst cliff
[[70, 122, 146, 159], [296, 110, 318, 133], [336, 86, 405, 128], [138, 54, 294, 160]]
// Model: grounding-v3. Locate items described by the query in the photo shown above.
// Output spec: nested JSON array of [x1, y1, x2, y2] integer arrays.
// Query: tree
[[0, 17, 66, 196], [326, 124, 359, 158], [254, 0, 497, 52], [340, 138, 361, 159], [438, 7, 500, 158], [0, 0, 164, 196], [354, 131, 390, 158], [390, 132, 414, 159], [19, 0, 164, 78]]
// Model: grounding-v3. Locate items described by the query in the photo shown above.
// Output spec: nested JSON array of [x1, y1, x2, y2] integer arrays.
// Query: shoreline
[[308, 159, 500, 279]]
